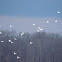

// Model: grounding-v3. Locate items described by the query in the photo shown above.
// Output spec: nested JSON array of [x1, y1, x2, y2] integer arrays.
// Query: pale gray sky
[[0, 16, 62, 34]]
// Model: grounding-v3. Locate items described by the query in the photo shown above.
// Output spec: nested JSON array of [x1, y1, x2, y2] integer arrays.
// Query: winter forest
[[0, 30, 62, 62], [0, 14, 62, 62], [0, 0, 62, 62]]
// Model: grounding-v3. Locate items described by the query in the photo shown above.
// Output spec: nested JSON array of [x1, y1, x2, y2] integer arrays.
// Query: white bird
[[8, 40, 14, 43], [14, 52, 17, 55], [39, 28, 43, 31], [38, 27, 40, 29], [38, 27, 43, 31], [33, 23, 35, 26], [30, 42, 33, 44], [11, 42, 14, 44], [21, 34, 23, 36], [22, 32, 24, 34], [10, 25, 12, 27], [57, 11, 60, 14], [55, 19, 58, 23], [1, 41, 4, 42], [46, 21, 49, 23], [8, 40, 12, 42], [14, 38, 17, 40], [21, 32, 24, 36], [37, 30, 40, 32], [0, 32, 3, 34], [17, 56, 20, 59]]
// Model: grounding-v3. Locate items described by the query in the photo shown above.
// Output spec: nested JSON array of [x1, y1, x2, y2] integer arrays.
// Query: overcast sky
[[0, 0, 62, 33]]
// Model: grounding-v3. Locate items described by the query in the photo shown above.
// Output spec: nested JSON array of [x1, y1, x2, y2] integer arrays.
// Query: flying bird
[[46, 21, 49, 23], [33, 23, 35, 26], [55, 19, 58, 23], [14, 38, 17, 40], [14, 52, 17, 55], [10, 25, 12, 28], [30, 42, 33, 44], [57, 11, 60, 14], [1, 41, 4, 43], [21, 32, 24, 36], [37, 30, 40, 32], [0, 32, 3, 34], [17, 56, 20, 59]]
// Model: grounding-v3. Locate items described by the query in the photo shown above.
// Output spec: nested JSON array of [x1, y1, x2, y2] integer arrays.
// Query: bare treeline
[[0, 30, 62, 62]]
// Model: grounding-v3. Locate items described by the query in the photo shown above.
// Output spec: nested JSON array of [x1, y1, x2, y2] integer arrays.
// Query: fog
[[0, 16, 62, 34]]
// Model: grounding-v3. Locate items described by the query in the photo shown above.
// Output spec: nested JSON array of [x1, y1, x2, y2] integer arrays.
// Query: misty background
[[0, 0, 62, 34], [0, 16, 62, 34], [0, 0, 62, 62]]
